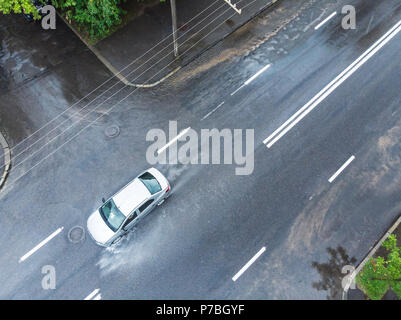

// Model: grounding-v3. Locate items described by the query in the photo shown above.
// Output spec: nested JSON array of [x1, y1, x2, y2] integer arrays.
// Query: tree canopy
[[0, 0, 39, 18], [356, 234, 401, 300]]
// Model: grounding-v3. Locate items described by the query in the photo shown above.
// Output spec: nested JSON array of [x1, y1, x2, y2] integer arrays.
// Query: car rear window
[[139, 172, 162, 194]]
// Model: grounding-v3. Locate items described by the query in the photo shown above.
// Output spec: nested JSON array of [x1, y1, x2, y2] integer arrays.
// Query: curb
[[56, 12, 181, 88], [57, 0, 281, 88], [0, 130, 11, 190], [342, 214, 401, 300]]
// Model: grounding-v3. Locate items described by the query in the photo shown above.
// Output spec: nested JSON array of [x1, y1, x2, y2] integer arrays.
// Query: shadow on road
[[311, 246, 357, 300]]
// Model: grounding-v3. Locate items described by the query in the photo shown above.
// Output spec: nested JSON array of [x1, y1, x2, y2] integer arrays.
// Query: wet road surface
[[0, 0, 400, 299]]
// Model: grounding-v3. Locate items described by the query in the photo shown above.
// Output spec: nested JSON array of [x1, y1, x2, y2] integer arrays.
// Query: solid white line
[[84, 289, 100, 300], [232, 247, 266, 282], [201, 102, 225, 120], [19, 227, 64, 263], [314, 12, 337, 30], [263, 19, 401, 148], [157, 127, 191, 154], [93, 294, 102, 300], [328, 155, 355, 183], [244, 64, 271, 85]]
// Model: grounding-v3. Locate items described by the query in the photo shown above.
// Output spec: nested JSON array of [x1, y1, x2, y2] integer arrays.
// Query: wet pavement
[[0, 0, 400, 300], [94, 0, 280, 83]]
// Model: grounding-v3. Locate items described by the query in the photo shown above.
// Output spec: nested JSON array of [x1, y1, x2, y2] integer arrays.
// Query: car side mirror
[[102, 197, 106, 203]]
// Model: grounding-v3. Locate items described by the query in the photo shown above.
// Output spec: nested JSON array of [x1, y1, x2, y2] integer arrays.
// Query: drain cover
[[105, 125, 120, 138], [68, 226, 85, 243]]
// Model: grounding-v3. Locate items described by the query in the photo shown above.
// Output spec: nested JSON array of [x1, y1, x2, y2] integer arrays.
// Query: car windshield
[[139, 172, 162, 194], [99, 199, 126, 232]]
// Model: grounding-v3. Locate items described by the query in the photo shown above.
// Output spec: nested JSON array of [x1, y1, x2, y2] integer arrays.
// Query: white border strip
[[232, 247, 266, 281], [328, 155, 355, 183], [314, 12, 337, 30], [19, 227, 64, 263]]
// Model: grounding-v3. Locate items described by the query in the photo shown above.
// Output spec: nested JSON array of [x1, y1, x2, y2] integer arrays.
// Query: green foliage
[[1, 0, 165, 40], [356, 234, 401, 299], [0, 0, 41, 19], [54, 0, 126, 39]]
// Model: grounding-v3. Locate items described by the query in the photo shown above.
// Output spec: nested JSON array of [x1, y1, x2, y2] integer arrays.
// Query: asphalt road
[[0, 0, 400, 299]]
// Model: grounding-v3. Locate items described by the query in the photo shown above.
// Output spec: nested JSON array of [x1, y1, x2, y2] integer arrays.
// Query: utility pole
[[170, 0, 179, 57]]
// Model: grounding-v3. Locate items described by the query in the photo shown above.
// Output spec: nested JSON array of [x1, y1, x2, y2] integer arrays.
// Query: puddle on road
[[311, 246, 357, 299]]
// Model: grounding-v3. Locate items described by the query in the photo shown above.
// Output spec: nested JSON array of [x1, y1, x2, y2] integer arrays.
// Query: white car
[[87, 168, 171, 246]]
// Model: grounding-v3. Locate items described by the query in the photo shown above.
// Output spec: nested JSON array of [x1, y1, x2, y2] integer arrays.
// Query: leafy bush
[[0, 0, 40, 18], [53, 0, 126, 39], [356, 234, 401, 300]]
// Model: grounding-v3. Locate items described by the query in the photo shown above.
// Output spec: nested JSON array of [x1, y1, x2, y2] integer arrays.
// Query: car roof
[[112, 178, 151, 216]]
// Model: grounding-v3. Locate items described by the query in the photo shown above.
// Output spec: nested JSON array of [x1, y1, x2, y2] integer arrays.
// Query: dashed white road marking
[[93, 293, 102, 300], [244, 64, 271, 85], [232, 247, 266, 282], [328, 155, 355, 183], [157, 127, 191, 155], [263, 19, 401, 148], [314, 12, 337, 30], [19, 227, 64, 263], [231, 84, 245, 96], [84, 288, 101, 300], [201, 102, 225, 120], [231, 64, 271, 95]]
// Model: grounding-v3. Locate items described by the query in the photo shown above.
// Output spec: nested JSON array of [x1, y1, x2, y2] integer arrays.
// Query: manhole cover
[[105, 125, 120, 138], [68, 226, 85, 243]]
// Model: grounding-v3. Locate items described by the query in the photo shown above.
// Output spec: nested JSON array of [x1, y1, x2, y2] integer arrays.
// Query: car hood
[[87, 210, 115, 245]]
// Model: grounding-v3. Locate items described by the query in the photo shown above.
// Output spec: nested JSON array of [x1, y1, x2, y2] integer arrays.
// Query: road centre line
[[328, 155, 355, 183], [84, 288, 100, 300], [231, 64, 271, 95], [19, 227, 64, 263], [263, 19, 401, 148], [201, 102, 225, 120], [232, 247, 266, 282], [157, 127, 191, 154], [314, 12, 337, 30]]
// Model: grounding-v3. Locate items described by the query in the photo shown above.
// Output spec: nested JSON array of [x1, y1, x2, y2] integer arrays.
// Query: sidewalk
[[92, 0, 280, 86], [345, 215, 401, 300]]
